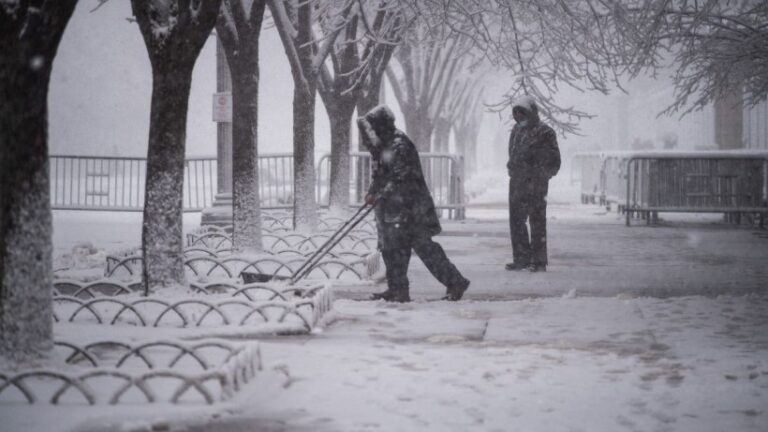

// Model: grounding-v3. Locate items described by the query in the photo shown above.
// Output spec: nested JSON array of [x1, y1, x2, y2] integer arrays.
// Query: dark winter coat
[[367, 129, 442, 243], [507, 99, 561, 199]]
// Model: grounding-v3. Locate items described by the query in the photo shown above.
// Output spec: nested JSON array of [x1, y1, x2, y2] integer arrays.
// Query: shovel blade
[[240, 271, 290, 284]]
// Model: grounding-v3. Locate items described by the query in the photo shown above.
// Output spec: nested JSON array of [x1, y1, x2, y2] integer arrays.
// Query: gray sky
[[49, 0, 319, 157]]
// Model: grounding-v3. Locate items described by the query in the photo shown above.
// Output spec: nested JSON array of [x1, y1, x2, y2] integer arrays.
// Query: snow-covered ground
[[216, 296, 768, 432], [5, 294, 767, 431], [4, 197, 766, 431]]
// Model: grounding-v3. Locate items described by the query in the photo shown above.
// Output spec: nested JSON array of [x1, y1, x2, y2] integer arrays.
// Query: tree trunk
[[0, 73, 54, 361], [217, 0, 266, 252], [293, 86, 318, 231], [132, 0, 220, 293], [456, 126, 480, 178], [467, 139, 478, 176], [433, 117, 451, 153], [403, 108, 433, 152], [0, 1, 77, 362], [328, 101, 355, 212], [141, 68, 193, 291], [230, 67, 263, 251]]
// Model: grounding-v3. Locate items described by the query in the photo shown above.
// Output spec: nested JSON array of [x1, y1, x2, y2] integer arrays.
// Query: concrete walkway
[[338, 204, 768, 301]]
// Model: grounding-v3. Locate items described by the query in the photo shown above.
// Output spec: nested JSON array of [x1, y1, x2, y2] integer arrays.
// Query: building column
[[202, 35, 234, 225]]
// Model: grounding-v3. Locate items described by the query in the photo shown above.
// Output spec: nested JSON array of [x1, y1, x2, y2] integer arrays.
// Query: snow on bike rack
[[0, 339, 261, 405], [104, 253, 374, 282], [185, 230, 377, 254], [52, 282, 333, 335]]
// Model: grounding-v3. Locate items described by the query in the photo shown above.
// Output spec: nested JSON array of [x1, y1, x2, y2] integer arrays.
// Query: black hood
[[358, 105, 396, 150], [512, 95, 541, 126]]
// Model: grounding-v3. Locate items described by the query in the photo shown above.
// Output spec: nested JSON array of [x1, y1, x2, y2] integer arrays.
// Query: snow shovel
[[241, 201, 376, 285]]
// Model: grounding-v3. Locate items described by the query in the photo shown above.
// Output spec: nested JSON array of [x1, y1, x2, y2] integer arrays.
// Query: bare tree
[[318, 10, 360, 212], [468, 1, 768, 123], [416, 1, 767, 130], [615, 0, 768, 115], [432, 66, 486, 154], [454, 86, 485, 176], [386, 29, 473, 151], [267, 0, 354, 231], [354, 1, 405, 132], [404, 0, 639, 134], [131, 0, 221, 292], [217, 0, 266, 251], [0, 0, 78, 362], [353, 1, 404, 202], [317, 0, 404, 211]]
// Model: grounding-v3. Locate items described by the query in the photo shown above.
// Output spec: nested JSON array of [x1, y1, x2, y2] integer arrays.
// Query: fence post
[[449, 155, 465, 220]]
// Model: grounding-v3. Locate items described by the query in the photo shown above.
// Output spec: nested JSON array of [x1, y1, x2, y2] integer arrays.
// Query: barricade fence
[[572, 151, 768, 226], [51, 153, 465, 218], [50, 156, 217, 212], [624, 153, 768, 226], [571, 153, 604, 204], [316, 152, 465, 219], [256, 153, 293, 210]]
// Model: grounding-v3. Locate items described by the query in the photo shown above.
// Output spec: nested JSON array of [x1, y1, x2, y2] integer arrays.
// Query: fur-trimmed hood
[[357, 105, 396, 150], [512, 95, 541, 126]]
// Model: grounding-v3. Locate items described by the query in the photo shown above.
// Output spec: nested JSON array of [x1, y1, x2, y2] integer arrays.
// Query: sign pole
[[202, 34, 234, 226]]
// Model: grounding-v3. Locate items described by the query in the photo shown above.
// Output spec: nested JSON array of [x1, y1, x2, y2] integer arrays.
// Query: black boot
[[505, 262, 529, 271], [371, 289, 410, 302], [442, 278, 470, 301], [370, 290, 395, 301], [386, 289, 411, 303]]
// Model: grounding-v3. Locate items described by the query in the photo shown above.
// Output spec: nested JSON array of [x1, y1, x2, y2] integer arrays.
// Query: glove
[[365, 194, 378, 206]]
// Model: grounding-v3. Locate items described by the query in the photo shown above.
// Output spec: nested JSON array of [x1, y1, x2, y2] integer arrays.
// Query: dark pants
[[509, 179, 548, 266], [380, 228, 467, 295]]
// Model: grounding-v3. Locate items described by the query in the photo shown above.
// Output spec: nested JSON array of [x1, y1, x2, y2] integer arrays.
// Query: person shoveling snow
[[357, 105, 470, 303]]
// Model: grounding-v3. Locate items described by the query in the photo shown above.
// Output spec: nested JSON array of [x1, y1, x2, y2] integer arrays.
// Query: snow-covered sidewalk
[[160, 296, 768, 431], [340, 204, 768, 300], [8, 203, 762, 431], [52, 204, 768, 300], [5, 294, 766, 431]]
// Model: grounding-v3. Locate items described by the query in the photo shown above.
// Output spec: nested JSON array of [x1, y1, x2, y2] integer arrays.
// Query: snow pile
[[53, 242, 107, 272]]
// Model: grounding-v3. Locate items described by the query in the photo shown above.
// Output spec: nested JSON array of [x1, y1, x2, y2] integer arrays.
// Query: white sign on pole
[[212, 91, 232, 123]]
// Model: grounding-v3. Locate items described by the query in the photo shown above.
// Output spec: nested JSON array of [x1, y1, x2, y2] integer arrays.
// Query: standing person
[[357, 105, 470, 302], [505, 96, 561, 272]]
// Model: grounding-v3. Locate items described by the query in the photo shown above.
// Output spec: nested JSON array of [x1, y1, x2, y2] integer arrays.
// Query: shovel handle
[[290, 203, 375, 284]]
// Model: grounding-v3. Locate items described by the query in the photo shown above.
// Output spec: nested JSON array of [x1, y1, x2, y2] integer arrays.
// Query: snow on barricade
[[0, 339, 261, 405], [52, 281, 334, 335]]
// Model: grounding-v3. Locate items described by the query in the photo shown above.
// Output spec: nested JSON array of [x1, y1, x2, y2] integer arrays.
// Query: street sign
[[212, 91, 232, 123]]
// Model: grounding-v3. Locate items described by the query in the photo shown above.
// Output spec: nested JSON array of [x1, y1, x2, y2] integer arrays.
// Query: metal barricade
[[51, 152, 466, 218], [184, 157, 218, 210], [257, 153, 294, 210], [50, 155, 217, 211], [317, 152, 466, 219], [602, 153, 633, 210], [624, 152, 768, 226], [572, 153, 604, 204]]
